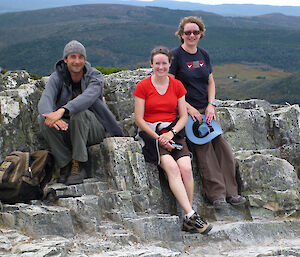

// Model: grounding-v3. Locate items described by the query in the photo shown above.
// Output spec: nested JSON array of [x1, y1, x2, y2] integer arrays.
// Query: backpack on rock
[[0, 150, 55, 204]]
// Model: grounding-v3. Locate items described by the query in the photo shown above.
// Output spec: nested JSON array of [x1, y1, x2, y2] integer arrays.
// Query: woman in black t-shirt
[[169, 16, 246, 208]]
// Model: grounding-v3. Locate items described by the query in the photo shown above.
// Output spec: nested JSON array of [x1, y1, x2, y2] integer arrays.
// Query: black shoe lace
[[193, 214, 208, 228]]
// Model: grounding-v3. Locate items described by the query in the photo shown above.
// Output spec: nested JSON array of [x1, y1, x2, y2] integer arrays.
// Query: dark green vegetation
[[95, 66, 127, 75], [0, 4, 299, 104]]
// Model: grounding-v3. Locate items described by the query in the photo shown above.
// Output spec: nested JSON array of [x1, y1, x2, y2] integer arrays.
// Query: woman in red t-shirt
[[133, 46, 212, 234]]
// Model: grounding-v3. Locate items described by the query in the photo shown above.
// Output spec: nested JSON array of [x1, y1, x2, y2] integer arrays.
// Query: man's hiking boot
[[57, 161, 72, 184], [227, 195, 246, 206], [182, 212, 213, 234], [65, 160, 87, 186]]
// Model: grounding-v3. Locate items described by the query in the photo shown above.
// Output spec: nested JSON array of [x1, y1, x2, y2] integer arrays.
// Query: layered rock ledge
[[0, 69, 299, 256]]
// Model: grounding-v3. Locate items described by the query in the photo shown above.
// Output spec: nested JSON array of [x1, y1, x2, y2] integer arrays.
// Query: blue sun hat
[[185, 115, 223, 145]]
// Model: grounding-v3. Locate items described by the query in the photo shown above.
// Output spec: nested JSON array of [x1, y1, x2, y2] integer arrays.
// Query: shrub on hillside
[[95, 66, 127, 75]]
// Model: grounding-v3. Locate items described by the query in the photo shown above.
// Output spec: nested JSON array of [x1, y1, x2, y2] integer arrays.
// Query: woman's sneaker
[[182, 212, 213, 234]]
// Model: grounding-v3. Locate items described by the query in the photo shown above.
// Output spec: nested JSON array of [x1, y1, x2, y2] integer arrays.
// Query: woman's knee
[[170, 167, 182, 179], [160, 158, 181, 178], [177, 156, 192, 171], [180, 166, 193, 180]]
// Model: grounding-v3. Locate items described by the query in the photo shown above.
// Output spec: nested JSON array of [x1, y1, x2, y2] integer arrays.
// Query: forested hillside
[[1, 4, 300, 76]]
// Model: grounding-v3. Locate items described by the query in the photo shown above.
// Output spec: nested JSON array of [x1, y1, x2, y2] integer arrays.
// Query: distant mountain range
[[1, 0, 300, 17], [0, 3, 299, 104]]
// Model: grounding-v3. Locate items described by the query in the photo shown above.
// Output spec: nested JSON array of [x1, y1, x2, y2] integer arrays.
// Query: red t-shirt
[[133, 76, 187, 123]]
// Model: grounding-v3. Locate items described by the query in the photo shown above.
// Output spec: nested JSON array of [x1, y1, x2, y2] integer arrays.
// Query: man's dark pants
[[38, 110, 105, 169]]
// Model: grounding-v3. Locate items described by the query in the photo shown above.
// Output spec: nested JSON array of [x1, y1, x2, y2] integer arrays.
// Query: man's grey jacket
[[38, 60, 123, 136]]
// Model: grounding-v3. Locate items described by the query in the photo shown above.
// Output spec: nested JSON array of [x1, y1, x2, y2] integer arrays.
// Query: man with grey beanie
[[38, 40, 123, 185]]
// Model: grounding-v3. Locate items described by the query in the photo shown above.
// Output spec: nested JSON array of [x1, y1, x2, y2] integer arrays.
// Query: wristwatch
[[171, 128, 177, 136], [208, 100, 216, 106]]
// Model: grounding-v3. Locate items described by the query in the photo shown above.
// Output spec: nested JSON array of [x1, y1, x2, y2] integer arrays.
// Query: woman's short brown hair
[[175, 16, 206, 44], [150, 46, 173, 64]]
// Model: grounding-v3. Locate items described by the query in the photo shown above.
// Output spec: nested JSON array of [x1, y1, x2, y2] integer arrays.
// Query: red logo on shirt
[[199, 60, 205, 67], [186, 60, 205, 69], [187, 62, 193, 69]]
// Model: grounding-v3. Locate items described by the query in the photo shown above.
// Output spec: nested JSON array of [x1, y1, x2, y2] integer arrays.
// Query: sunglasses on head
[[151, 47, 170, 55], [183, 30, 201, 36]]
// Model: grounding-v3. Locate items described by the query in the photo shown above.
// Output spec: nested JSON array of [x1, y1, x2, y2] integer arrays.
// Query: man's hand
[[43, 108, 67, 130], [53, 119, 69, 131]]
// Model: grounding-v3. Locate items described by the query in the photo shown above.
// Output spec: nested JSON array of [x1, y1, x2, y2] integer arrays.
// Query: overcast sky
[[174, 0, 300, 6]]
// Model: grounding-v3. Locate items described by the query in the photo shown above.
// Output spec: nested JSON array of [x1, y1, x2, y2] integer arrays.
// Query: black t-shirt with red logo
[[169, 46, 213, 109]]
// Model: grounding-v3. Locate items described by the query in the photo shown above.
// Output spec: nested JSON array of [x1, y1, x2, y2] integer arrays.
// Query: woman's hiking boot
[[182, 212, 213, 234]]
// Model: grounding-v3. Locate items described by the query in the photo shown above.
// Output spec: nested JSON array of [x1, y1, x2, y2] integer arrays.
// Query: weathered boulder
[[0, 71, 46, 160], [280, 143, 300, 179], [215, 98, 274, 114], [269, 104, 300, 147], [0, 228, 72, 257], [0, 204, 75, 238], [235, 152, 300, 213], [104, 69, 150, 122], [0, 70, 34, 91], [124, 214, 182, 242], [97, 137, 166, 214], [57, 195, 102, 232], [217, 106, 272, 151]]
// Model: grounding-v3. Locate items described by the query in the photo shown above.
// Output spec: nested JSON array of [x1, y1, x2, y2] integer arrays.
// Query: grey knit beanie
[[63, 40, 87, 59]]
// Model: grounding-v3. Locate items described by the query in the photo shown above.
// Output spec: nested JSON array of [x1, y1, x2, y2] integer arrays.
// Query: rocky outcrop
[[0, 71, 47, 156], [0, 69, 300, 256]]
